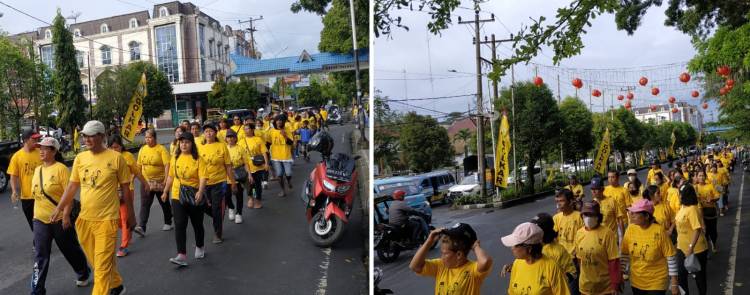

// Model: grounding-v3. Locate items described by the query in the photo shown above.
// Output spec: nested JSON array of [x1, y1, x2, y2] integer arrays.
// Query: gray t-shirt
[[388, 200, 416, 226]]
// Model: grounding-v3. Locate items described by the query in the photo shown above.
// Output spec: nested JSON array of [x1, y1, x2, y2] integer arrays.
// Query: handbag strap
[[38, 167, 59, 206]]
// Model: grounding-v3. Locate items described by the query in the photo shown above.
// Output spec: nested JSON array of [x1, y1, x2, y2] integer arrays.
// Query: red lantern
[[672, 108, 679, 113], [727, 79, 735, 87], [534, 76, 544, 86], [624, 101, 632, 109], [650, 105, 657, 111], [717, 65, 731, 77], [617, 95, 624, 101], [691, 90, 699, 98], [651, 87, 660, 96], [726, 82, 734, 90], [720, 87, 729, 95], [702, 103, 708, 109], [592, 89, 602, 97], [626, 92, 634, 100], [572, 78, 583, 89], [639, 77, 648, 86], [668, 96, 676, 104], [679, 72, 691, 83]]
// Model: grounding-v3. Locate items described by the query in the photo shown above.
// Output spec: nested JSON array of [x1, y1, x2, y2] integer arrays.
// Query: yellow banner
[[669, 130, 676, 157], [121, 73, 147, 142], [639, 150, 644, 166], [494, 114, 511, 188], [594, 128, 611, 175], [73, 128, 79, 152]]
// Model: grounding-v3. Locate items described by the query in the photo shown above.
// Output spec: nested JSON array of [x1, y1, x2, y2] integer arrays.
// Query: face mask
[[628, 176, 636, 182], [583, 216, 598, 228]]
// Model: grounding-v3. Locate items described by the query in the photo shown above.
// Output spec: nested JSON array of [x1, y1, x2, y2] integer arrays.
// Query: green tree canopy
[[559, 96, 594, 165], [224, 78, 261, 110], [399, 112, 453, 172], [93, 62, 173, 126], [51, 10, 86, 132], [297, 80, 326, 107]]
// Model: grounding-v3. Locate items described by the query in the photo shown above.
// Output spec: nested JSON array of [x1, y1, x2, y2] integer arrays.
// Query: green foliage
[[454, 192, 488, 206], [374, 0, 461, 38], [225, 78, 261, 110], [93, 62, 173, 126], [467, 129, 492, 155], [453, 128, 471, 158], [399, 112, 453, 172], [297, 79, 326, 107], [51, 10, 87, 133], [93, 67, 129, 126], [291, 0, 369, 53], [208, 75, 228, 109], [328, 71, 368, 107], [559, 96, 594, 164]]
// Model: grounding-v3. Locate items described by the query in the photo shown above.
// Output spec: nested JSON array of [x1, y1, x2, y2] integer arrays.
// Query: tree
[[444, 111, 465, 124], [0, 36, 39, 139], [208, 75, 228, 109], [496, 82, 562, 192], [94, 62, 173, 127], [297, 80, 326, 107], [51, 10, 87, 133], [559, 96, 594, 167], [128, 62, 173, 122], [224, 78, 261, 110], [467, 129, 492, 155], [374, 93, 403, 172], [453, 128, 471, 158], [399, 112, 453, 172], [93, 67, 128, 126]]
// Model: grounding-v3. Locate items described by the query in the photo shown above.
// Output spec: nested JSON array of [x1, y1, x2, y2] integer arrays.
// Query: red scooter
[[301, 131, 359, 247]]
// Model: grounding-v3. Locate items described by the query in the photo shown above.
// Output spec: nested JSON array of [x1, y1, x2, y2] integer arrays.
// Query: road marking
[[724, 172, 744, 295], [316, 247, 331, 295]]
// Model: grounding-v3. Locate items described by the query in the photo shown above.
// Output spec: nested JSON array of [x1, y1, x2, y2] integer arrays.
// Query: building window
[[208, 39, 214, 57], [100, 46, 111, 65], [217, 42, 222, 60], [129, 41, 140, 61], [129, 18, 138, 29], [199, 24, 206, 57], [73, 29, 81, 37], [44, 29, 51, 39], [225, 46, 229, 62], [82, 84, 89, 98], [100, 23, 109, 34], [200, 58, 206, 81], [76, 50, 85, 68], [40, 45, 55, 69], [159, 7, 169, 17], [155, 24, 179, 82]]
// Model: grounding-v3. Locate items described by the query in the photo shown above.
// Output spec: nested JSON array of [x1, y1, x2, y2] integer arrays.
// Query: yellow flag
[[494, 114, 511, 188], [639, 150, 644, 166], [73, 128, 79, 152], [594, 128, 611, 175], [121, 73, 147, 142], [669, 130, 676, 157], [696, 132, 702, 148]]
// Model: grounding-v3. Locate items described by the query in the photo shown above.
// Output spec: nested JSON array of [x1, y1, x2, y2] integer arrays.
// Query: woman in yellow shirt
[[675, 184, 708, 295], [161, 132, 206, 267], [242, 123, 269, 209], [134, 129, 173, 238], [269, 117, 294, 197], [108, 135, 148, 257], [224, 129, 248, 224], [169, 126, 187, 156], [574, 202, 621, 295], [534, 213, 577, 293], [694, 170, 719, 253], [500, 221, 569, 295], [642, 185, 674, 235], [199, 123, 236, 243], [30, 137, 91, 293], [622, 199, 678, 295]]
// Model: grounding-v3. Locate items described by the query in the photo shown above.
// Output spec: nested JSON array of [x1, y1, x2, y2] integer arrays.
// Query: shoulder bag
[[174, 161, 205, 206], [39, 167, 80, 222]]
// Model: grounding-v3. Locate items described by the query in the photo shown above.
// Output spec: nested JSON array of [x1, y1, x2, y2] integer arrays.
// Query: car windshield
[[375, 182, 420, 197], [460, 176, 478, 185]]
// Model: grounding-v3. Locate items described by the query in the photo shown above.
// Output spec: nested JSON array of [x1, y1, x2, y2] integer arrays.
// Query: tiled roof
[[230, 48, 369, 76]]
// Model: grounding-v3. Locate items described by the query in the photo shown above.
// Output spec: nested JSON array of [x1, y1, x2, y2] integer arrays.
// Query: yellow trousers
[[76, 219, 123, 295]]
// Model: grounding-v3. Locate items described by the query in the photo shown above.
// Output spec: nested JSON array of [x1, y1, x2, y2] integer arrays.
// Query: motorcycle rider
[[388, 190, 429, 245]]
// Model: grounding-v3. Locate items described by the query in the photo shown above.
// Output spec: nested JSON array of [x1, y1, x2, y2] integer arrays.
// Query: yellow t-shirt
[[417, 259, 490, 295], [121, 151, 138, 191], [564, 184, 584, 200], [647, 168, 662, 186], [604, 185, 629, 223], [320, 109, 328, 121], [31, 162, 69, 224], [508, 256, 571, 295], [227, 144, 247, 168], [199, 142, 231, 185], [653, 202, 673, 233], [217, 129, 227, 143], [659, 183, 670, 203], [621, 223, 676, 291], [666, 187, 681, 217], [553, 210, 583, 255], [575, 226, 619, 295], [269, 128, 293, 161], [717, 168, 730, 185], [675, 205, 708, 253], [168, 154, 204, 200], [240, 136, 268, 173], [169, 142, 178, 156], [594, 195, 623, 234], [137, 144, 170, 181], [70, 149, 130, 221], [542, 241, 577, 275], [7, 148, 43, 199], [695, 183, 719, 208]]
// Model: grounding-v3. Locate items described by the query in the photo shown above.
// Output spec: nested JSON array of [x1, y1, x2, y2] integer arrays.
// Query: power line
[[384, 93, 476, 101], [376, 76, 474, 81]]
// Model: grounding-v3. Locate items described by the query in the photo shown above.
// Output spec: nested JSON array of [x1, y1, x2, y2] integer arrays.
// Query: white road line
[[724, 173, 744, 295], [316, 247, 332, 295]]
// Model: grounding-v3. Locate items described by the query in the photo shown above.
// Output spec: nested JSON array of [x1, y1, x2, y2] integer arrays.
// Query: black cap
[[442, 223, 477, 246], [202, 122, 217, 131], [590, 176, 604, 189], [177, 132, 194, 142], [225, 129, 237, 137], [21, 129, 42, 141]]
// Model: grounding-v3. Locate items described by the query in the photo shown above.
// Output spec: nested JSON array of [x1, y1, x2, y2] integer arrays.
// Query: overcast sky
[[0, 0, 323, 58], [374, 0, 719, 122]]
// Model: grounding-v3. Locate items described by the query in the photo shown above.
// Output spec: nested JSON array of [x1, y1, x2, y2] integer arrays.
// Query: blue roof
[[231, 48, 369, 76]]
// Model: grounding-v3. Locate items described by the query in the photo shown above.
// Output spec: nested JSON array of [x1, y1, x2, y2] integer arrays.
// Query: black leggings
[[704, 217, 718, 247], [171, 200, 205, 254], [225, 180, 246, 215], [139, 189, 172, 231], [677, 249, 708, 295], [250, 171, 264, 200], [203, 183, 225, 237], [22, 199, 34, 231]]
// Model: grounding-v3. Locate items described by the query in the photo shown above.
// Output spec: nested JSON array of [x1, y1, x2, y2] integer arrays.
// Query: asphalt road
[[377, 162, 750, 294], [0, 124, 368, 295]]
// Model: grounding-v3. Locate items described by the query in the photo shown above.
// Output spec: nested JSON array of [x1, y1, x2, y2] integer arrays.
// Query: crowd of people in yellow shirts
[[6, 106, 331, 295], [408, 147, 740, 295]]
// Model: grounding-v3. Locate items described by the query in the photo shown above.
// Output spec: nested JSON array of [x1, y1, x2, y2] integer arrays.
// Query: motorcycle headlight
[[336, 185, 351, 194], [322, 179, 336, 192]]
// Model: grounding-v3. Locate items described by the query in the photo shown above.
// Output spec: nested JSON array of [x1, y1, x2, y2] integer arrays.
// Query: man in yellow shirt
[[7, 129, 43, 231], [604, 170, 630, 230], [50, 120, 132, 295], [563, 175, 584, 210], [410, 223, 492, 295], [591, 176, 624, 236], [646, 161, 662, 186], [319, 106, 329, 131], [269, 117, 295, 197]]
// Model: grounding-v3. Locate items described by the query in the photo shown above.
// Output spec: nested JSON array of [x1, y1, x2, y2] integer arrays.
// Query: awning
[[172, 81, 214, 95]]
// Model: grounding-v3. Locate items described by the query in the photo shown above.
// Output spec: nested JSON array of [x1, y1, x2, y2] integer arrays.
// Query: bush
[[454, 193, 489, 205]]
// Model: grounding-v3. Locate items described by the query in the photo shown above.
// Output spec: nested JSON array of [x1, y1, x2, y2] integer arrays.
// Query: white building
[[632, 102, 704, 132]]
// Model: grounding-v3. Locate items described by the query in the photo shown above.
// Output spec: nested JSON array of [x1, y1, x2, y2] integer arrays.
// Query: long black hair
[[532, 213, 558, 244], [175, 137, 199, 160]]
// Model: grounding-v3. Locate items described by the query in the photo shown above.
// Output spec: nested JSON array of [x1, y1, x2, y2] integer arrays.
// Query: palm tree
[[453, 128, 472, 159]]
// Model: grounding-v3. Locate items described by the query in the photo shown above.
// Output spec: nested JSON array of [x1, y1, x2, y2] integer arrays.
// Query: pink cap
[[627, 199, 654, 214], [501, 222, 543, 247]]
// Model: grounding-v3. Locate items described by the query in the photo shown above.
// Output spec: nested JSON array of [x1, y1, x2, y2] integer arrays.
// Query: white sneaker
[[162, 224, 173, 231], [228, 209, 236, 221], [75, 278, 90, 287], [169, 254, 188, 267], [235, 214, 243, 224], [262, 181, 268, 189], [194, 247, 205, 259]]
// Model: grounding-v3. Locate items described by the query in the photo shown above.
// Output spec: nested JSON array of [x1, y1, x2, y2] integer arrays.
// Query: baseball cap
[[628, 199, 654, 214], [442, 223, 477, 246], [202, 122, 217, 131], [627, 169, 637, 175], [501, 222, 543, 247], [580, 202, 601, 215], [225, 129, 237, 138], [177, 132, 194, 142], [21, 129, 42, 141], [38, 137, 60, 150], [590, 176, 604, 189], [81, 120, 106, 136]]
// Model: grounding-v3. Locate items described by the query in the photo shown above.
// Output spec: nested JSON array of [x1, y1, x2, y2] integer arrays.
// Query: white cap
[[627, 169, 637, 175], [81, 120, 106, 136], [38, 137, 60, 150]]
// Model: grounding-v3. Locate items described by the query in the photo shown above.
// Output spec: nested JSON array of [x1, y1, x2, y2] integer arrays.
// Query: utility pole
[[239, 16, 263, 58], [348, 0, 366, 142], [87, 52, 93, 119], [459, 3, 494, 199], [558, 74, 564, 175]]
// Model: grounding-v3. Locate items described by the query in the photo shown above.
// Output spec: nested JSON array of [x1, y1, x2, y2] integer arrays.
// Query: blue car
[[373, 177, 432, 225]]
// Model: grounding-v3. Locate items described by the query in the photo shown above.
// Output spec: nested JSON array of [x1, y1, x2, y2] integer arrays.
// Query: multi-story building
[[10, 1, 255, 127], [632, 102, 704, 132]]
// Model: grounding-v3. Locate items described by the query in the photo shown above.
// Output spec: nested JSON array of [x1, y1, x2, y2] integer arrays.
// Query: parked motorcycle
[[374, 210, 435, 263], [301, 131, 359, 247], [328, 110, 343, 125]]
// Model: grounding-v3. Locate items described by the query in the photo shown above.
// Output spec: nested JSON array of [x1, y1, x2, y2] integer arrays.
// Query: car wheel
[[0, 170, 7, 193]]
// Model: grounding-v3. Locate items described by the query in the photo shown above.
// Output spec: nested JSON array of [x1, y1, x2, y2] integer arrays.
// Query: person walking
[[590, 176, 624, 237], [134, 129, 173, 238], [533, 213, 577, 293], [269, 117, 294, 197], [199, 123, 236, 243], [8, 129, 43, 231], [553, 189, 583, 295], [50, 120, 132, 295], [575, 202, 622, 295], [564, 175, 584, 210], [108, 135, 148, 257], [162, 132, 207, 267], [241, 123, 269, 209], [641, 185, 674, 235], [500, 221, 570, 295], [225, 129, 248, 223], [693, 170, 720, 253], [675, 183, 709, 295], [30, 137, 91, 294], [621, 199, 679, 295]]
